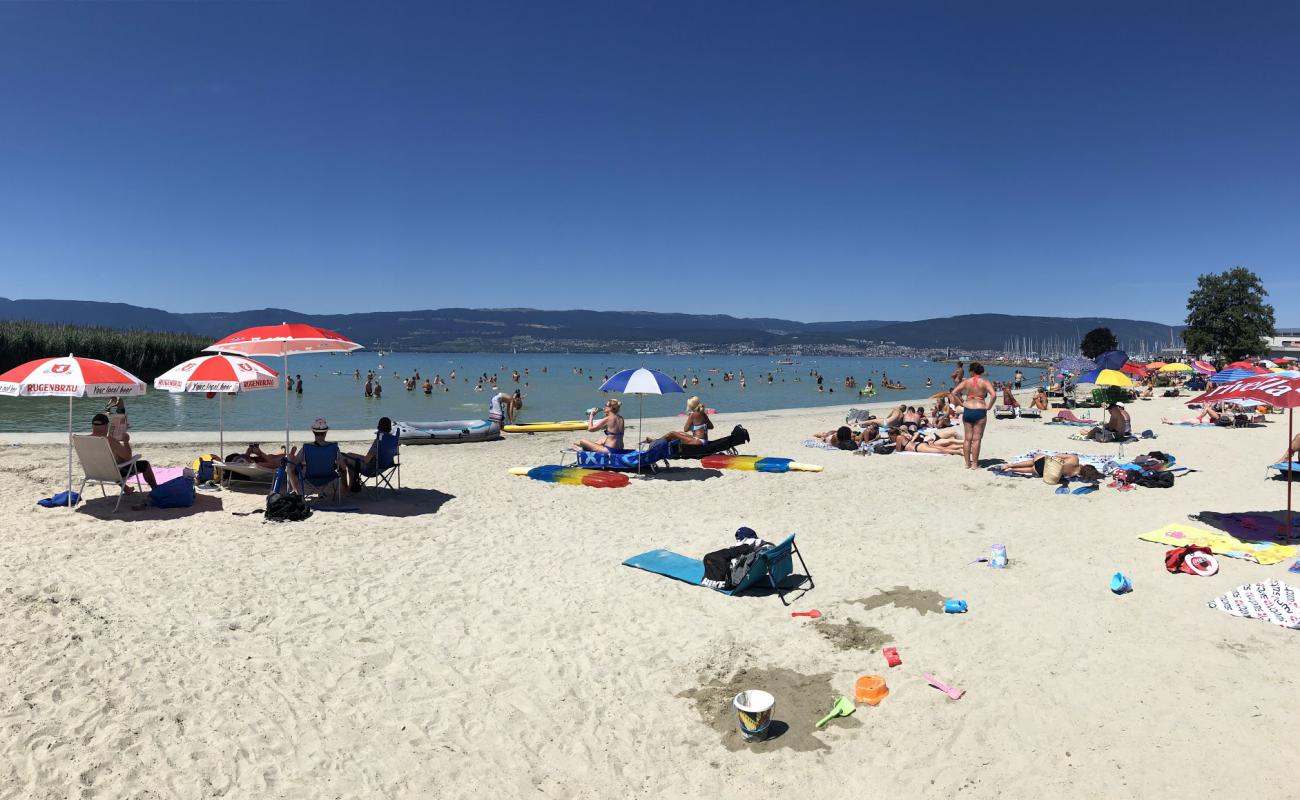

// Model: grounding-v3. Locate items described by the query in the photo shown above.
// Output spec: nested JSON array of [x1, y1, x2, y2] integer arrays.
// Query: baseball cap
[[311, 417, 329, 432]]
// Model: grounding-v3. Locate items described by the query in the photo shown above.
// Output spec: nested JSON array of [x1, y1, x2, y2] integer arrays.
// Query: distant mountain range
[[0, 297, 1183, 353]]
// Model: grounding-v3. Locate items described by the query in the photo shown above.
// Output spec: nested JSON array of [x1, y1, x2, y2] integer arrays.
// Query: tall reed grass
[[0, 321, 213, 381]]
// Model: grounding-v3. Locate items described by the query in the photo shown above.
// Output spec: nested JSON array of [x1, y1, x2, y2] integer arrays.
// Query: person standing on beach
[[949, 362, 995, 470]]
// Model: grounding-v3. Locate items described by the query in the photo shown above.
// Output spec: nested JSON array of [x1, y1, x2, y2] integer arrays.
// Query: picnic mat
[[1138, 521, 1297, 566], [1207, 580, 1300, 629]]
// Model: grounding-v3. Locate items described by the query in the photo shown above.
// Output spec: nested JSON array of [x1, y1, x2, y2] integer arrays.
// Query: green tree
[[1080, 327, 1118, 360], [1184, 267, 1275, 361]]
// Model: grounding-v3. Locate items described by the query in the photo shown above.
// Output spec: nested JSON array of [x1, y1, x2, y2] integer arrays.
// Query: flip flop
[[1072, 483, 1098, 495], [1055, 484, 1070, 494]]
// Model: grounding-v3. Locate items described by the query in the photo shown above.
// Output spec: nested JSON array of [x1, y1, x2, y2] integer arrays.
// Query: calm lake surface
[[0, 353, 1024, 433]]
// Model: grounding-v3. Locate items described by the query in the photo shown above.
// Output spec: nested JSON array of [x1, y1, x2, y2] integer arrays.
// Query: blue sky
[[1, 1, 1296, 325]]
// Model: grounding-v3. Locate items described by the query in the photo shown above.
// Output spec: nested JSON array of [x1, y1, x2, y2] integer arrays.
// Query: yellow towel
[[1138, 522, 1296, 566]]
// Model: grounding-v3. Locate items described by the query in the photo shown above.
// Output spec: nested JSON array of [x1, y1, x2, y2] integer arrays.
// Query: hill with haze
[[0, 298, 1182, 353]]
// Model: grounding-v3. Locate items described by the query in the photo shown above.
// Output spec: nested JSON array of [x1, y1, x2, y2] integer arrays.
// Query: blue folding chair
[[359, 431, 401, 491], [622, 533, 814, 605], [297, 442, 343, 502]]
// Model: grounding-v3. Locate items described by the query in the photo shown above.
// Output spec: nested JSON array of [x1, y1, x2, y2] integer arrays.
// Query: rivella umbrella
[[597, 367, 685, 473], [0, 355, 147, 507], [1188, 374, 1300, 538], [154, 354, 280, 459], [204, 323, 362, 450]]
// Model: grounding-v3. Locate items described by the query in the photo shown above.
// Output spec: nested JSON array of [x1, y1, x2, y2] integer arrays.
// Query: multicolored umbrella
[[154, 354, 280, 459], [1076, 368, 1133, 387], [1210, 368, 1261, 383], [1191, 360, 1217, 375], [0, 355, 147, 507], [205, 323, 362, 449]]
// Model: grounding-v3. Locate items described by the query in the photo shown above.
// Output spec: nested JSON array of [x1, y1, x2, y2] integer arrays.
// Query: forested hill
[[0, 298, 1181, 352]]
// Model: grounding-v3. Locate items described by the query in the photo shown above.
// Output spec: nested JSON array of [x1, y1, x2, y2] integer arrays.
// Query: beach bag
[[191, 454, 220, 483], [149, 477, 196, 509], [264, 492, 312, 522], [1041, 456, 1066, 485], [1089, 428, 1117, 443]]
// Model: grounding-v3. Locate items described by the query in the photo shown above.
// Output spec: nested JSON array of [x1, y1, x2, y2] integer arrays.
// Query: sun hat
[[311, 417, 329, 433]]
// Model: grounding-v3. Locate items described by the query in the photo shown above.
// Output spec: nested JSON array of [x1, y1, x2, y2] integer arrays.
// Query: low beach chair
[[72, 433, 140, 513], [622, 533, 814, 605], [216, 460, 276, 487], [994, 405, 1017, 419], [297, 442, 343, 503], [1019, 407, 1043, 419]]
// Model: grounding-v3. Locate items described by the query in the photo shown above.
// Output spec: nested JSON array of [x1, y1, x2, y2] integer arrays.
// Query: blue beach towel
[[622, 534, 804, 597], [37, 490, 81, 508]]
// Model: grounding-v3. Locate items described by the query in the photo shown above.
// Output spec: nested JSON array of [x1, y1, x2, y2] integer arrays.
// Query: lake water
[[0, 353, 1025, 433]]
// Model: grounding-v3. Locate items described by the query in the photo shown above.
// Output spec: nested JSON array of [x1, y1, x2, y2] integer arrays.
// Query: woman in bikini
[[891, 427, 965, 455], [994, 453, 1101, 481], [575, 398, 625, 453], [650, 396, 714, 445], [1030, 388, 1050, 412], [948, 361, 996, 469]]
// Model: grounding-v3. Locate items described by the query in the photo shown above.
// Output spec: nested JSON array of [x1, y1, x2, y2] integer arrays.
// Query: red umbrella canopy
[[1120, 362, 1149, 376], [0, 355, 146, 397], [1224, 360, 1268, 374], [205, 323, 362, 357], [154, 354, 279, 393], [1186, 374, 1300, 409]]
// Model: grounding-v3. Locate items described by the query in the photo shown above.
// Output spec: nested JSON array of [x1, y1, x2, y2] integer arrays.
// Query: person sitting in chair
[[90, 411, 158, 489], [344, 417, 400, 490], [289, 418, 347, 495]]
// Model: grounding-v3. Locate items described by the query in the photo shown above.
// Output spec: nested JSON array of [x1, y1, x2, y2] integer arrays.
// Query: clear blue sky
[[2, 1, 1296, 325]]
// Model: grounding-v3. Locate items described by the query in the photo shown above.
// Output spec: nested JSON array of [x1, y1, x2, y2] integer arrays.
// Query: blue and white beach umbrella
[[598, 368, 685, 470], [1210, 368, 1259, 383]]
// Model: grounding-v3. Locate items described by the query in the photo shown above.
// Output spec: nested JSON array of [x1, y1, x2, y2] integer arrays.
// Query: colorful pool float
[[699, 455, 823, 473], [508, 465, 631, 488]]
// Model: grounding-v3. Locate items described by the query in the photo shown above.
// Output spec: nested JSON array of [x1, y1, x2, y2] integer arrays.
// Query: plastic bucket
[[854, 675, 889, 706], [733, 690, 775, 741]]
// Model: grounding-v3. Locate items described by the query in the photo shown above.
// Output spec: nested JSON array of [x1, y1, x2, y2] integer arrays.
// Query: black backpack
[[264, 492, 312, 522]]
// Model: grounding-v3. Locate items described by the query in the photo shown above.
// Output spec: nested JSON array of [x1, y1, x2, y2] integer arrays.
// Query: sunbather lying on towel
[[811, 426, 858, 450], [1054, 408, 1094, 423], [993, 453, 1101, 481], [891, 427, 964, 455], [1164, 404, 1224, 426]]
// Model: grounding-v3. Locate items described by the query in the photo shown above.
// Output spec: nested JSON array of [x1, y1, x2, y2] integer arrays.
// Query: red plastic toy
[[883, 647, 901, 667]]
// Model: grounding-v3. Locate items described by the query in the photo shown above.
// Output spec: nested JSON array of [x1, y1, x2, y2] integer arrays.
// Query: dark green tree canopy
[[1080, 327, 1118, 360], [1184, 267, 1275, 361]]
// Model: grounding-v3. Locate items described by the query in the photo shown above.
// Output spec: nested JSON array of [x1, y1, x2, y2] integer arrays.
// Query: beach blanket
[[1046, 420, 1095, 427], [1163, 422, 1217, 428], [801, 439, 839, 451], [1207, 580, 1300, 629], [128, 466, 187, 489], [1138, 522, 1297, 566], [1269, 462, 1300, 476]]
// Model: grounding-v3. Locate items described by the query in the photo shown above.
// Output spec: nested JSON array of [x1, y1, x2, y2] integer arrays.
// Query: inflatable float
[[700, 455, 822, 473], [509, 465, 630, 488], [394, 419, 501, 444], [502, 420, 588, 433]]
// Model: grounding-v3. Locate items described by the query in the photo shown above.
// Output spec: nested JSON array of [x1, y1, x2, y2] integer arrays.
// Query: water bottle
[[990, 543, 1008, 569]]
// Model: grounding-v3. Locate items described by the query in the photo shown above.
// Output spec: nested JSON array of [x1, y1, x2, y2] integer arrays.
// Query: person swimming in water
[[948, 362, 995, 469]]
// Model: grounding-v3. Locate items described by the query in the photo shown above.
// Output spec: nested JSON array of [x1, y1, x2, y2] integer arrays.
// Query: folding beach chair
[[622, 533, 814, 606], [215, 460, 276, 488], [297, 442, 343, 502], [360, 431, 401, 491], [994, 405, 1018, 419], [72, 434, 141, 513]]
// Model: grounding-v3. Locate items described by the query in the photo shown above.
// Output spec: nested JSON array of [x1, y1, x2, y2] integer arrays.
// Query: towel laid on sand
[[1008, 450, 1119, 469], [1208, 580, 1300, 629], [1138, 521, 1297, 566], [1163, 422, 1217, 428], [1046, 420, 1095, 427], [127, 466, 187, 488]]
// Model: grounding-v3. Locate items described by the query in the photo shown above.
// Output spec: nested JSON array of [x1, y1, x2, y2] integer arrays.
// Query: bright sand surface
[[2, 394, 1298, 799]]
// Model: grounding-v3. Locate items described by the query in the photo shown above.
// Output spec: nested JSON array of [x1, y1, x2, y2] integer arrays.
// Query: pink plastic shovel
[[791, 609, 822, 619], [924, 674, 965, 700]]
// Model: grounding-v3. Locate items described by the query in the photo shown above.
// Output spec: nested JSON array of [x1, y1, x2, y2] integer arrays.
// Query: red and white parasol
[[1188, 374, 1300, 537], [154, 355, 280, 458], [0, 355, 147, 507], [204, 323, 362, 449]]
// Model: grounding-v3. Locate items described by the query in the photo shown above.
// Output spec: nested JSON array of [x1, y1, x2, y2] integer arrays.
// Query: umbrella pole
[[638, 394, 644, 476], [1289, 407, 1294, 541], [219, 392, 225, 461], [283, 352, 290, 454], [67, 396, 73, 509]]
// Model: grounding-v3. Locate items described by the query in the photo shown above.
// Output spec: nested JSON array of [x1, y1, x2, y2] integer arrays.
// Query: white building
[[1266, 329, 1300, 359]]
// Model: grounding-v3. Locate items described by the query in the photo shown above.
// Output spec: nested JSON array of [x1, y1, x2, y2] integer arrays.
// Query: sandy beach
[[2, 393, 1298, 799]]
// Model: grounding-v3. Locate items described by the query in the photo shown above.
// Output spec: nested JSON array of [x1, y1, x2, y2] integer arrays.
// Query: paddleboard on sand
[[503, 420, 588, 433]]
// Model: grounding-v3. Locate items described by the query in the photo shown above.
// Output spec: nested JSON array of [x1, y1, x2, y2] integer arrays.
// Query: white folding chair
[[72, 434, 140, 513]]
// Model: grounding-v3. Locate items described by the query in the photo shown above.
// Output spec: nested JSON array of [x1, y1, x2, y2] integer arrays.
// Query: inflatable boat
[[394, 419, 501, 444]]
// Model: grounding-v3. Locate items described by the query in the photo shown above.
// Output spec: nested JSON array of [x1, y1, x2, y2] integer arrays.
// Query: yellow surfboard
[[502, 420, 588, 433]]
